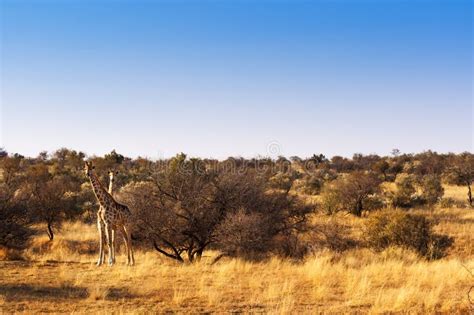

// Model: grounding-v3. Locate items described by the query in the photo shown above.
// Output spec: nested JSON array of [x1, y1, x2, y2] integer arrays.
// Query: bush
[[214, 173, 312, 260], [363, 195, 385, 211], [420, 175, 444, 205], [216, 209, 272, 259], [364, 210, 452, 259], [0, 155, 34, 252], [268, 171, 296, 193], [320, 186, 343, 214], [309, 220, 358, 253], [319, 172, 381, 216], [298, 169, 337, 195], [0, 219, 34, 252], [300, 174, 324, 195], [391, 174, 416, 207], [372, 159, 390, 181]]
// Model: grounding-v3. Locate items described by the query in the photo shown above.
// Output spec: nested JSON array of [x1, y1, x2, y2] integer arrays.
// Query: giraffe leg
[[100, 223, 106, 263], [124, 225, 135, 266], [96, 214, 104, 266], [104, 224, 114, 266], [110, 228, 116, 265], [120, 226, 130, 265]]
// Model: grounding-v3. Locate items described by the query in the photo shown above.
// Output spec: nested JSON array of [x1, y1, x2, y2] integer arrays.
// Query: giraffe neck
[[89, 173, 114, 207], [108, 176, 114, 194]]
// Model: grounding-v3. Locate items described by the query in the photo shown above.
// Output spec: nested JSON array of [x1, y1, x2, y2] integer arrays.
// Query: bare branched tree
[[119, 154, 312, 262]]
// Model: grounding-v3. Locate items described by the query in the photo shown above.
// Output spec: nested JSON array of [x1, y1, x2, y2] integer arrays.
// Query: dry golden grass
[[1, 206, 473, 313]]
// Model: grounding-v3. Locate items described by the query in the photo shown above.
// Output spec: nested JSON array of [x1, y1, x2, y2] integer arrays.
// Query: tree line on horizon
[[0, 147, 472, 262]]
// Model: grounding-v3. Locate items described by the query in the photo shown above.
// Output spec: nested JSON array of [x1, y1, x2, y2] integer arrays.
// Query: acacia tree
[[321, 171, 381, 216], [120, 154, 219, 262], [413, 151, 446, 176], [269, 170, 300, 193], [306, 153, 329, 170], [0, 155, 24, 213], [120, 154, 312, 262], [352, 154, 381, 171], [372, 160, 390, 181], [26, 164, 78, 240], [0, 155, 33, 249], [445, 153, 474, 207]]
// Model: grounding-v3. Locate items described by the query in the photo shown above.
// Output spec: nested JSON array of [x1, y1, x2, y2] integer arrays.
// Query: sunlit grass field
[[1, 186, 473, 313]]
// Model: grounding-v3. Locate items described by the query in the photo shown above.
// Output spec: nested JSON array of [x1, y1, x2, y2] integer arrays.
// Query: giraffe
[[85, 162, 135, 266], [96, 170, 117, 266]]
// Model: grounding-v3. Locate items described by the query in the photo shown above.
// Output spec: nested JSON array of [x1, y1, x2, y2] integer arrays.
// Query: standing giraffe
[[96, 170, 117, 266], [85, 162, 135, 266]]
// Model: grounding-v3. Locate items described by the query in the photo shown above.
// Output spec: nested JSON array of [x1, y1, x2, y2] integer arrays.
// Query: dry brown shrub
[[309, 220, 358, 254], [0, 246, 23, 261], [364, 210, 452, 259]]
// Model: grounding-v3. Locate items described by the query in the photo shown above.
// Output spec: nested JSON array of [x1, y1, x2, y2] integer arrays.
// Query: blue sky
[[1, 0, 472, 159]]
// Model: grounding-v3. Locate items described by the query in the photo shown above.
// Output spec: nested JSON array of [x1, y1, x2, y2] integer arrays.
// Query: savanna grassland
[[1, 150, 474, 313], [1, 192, 473, 313]]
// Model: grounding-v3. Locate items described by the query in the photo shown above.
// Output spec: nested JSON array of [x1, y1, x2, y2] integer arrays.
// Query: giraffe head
[[84, 161, 95, 177], [108, 170, 118, 181]]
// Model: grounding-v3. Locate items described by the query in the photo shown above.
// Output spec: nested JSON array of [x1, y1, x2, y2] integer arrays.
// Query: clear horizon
[[1, 0, 472, 159]]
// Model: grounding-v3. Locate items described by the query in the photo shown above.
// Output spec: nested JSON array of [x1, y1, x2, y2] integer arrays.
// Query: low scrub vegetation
[[0, 148, 473, 312], [1, 148, 472, 262], [364, 210, 452, 259]]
